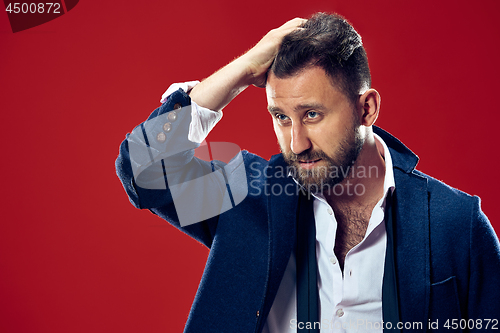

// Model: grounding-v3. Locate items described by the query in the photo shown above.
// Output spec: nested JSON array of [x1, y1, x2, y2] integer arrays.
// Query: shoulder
[[413, 169, 474, 204], [242, 151, 290, 178], [411, 169, 480, 219], [409, 169, 491, 237]]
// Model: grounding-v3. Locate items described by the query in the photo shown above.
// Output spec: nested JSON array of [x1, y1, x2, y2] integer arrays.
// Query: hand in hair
[[243, 17, 306, 88], [189, 17, 306, 112]]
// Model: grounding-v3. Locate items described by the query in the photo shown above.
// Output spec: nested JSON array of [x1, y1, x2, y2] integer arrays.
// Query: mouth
[[298, 159, 322, 170]]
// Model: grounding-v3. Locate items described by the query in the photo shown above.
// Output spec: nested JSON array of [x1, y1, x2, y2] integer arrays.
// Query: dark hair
[[270, 13, 371, 103]]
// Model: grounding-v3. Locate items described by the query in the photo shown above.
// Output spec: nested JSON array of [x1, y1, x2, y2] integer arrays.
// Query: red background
[[1, 0, 499, 332]]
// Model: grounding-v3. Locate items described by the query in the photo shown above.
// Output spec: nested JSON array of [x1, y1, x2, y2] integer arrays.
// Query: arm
[[116, 90, 209, 217], [115, 18, 305, 244]]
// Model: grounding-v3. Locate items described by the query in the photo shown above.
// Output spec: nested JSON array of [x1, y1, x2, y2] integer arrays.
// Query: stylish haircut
[[270, 13, 371, 103]]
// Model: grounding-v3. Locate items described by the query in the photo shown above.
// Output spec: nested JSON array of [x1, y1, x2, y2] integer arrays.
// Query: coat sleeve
[[468, 196, 500, 328], [115, 88, 224, 247]]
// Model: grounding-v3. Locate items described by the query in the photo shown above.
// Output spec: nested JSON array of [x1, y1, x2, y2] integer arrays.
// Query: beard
[[281, 123, 364, 192]]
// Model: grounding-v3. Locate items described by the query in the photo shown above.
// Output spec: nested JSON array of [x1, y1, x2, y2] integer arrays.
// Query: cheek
[[273, 122, 290, 151], [309, 125, 333, 145], [313, 118, 346, 141]]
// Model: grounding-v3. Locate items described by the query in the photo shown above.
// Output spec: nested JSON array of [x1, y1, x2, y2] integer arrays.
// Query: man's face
[[266, 66, 364, 190]]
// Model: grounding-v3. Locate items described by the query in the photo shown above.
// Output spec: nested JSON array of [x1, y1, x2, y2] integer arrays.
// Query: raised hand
[[189, 18, 306, 111]]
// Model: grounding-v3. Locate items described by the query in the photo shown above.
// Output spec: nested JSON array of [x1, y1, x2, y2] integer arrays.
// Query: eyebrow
[[267, 103, 326, 114]]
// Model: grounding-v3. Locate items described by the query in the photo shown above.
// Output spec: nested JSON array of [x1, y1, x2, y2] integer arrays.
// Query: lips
[[298, 159, 322, 169]]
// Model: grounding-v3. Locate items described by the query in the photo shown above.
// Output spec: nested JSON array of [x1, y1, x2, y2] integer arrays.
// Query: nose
[[290, 122, 311, 155]]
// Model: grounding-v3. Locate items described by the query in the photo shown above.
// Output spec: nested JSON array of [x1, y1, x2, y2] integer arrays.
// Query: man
[[116, 13, 500, 332]]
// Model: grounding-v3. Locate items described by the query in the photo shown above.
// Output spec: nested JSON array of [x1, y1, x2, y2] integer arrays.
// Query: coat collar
[[373, 126, 419, 173]]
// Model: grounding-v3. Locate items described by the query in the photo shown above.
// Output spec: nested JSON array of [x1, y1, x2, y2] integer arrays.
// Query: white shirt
[[162, 83, 396, 333]]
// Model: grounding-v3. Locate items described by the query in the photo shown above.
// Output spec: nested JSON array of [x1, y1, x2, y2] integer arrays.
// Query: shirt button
[[336, 309, 344, 317], [163, 122, 172, 132], [156, 132, 166, 143], [167, 111, 177, 122], [327, 208, 333, 215], [349, 270, 352, 276], [330, 257, 337, 265]]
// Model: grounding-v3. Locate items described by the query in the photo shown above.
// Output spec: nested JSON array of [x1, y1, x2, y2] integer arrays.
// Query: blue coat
[[116, 89, 500, 332]]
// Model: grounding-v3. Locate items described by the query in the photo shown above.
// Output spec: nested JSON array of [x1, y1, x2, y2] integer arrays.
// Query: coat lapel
[[375, 127, 430, 328], [259, 154, 299, 327], [393, 170, 430, 329]]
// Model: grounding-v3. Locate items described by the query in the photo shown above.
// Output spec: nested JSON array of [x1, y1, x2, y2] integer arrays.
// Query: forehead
[[266, 66, 349, 111]]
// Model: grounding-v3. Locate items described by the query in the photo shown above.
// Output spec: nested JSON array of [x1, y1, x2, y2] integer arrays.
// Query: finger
[[272, 18, 306, 38], [279, 17, 307, 30]]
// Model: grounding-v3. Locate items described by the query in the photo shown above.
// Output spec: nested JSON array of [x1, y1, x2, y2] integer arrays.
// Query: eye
[[306, 111, 319, 119], [275, 113, 290, 122]]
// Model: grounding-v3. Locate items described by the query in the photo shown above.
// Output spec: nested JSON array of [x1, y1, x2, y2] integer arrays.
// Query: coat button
[[173, 103, 182, 110], [256, 311, 260, 317], [163, 122, 172, 132], [167, 111, 177, 122], [156, 132, 166, 143]]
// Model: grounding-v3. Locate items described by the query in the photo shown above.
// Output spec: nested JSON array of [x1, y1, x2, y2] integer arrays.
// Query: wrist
[[227, 55, 257, 88]]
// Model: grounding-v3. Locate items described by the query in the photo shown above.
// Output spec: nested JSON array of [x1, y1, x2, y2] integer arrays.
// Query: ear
[[357, 89, 381, 126]]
